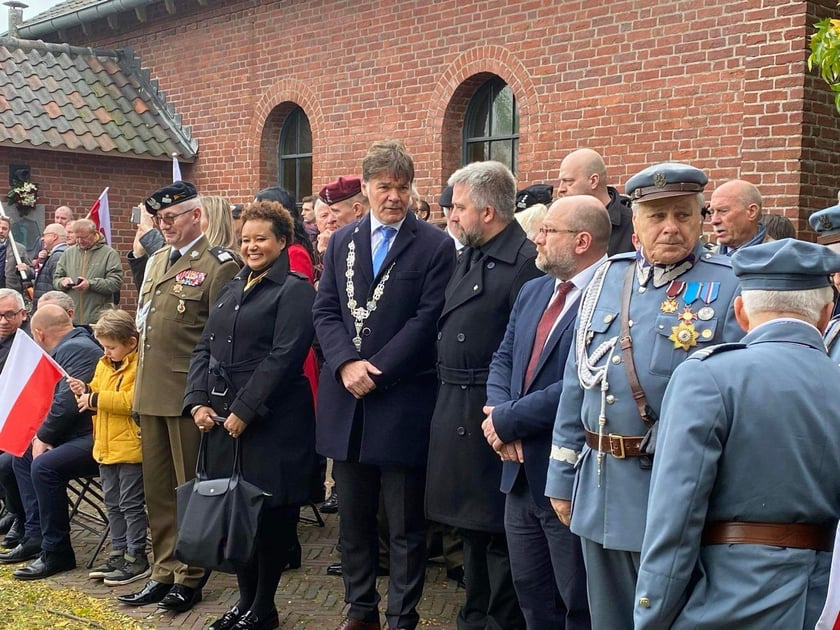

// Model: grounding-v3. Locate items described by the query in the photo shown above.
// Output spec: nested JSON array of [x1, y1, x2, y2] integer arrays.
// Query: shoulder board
[[688, 342, 746, 361], [209, 246, 236, 264], [696, 249, 733, 268], [150, 246, 170, 259]]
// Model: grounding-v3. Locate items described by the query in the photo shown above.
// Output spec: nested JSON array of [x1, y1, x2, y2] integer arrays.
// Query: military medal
[[677, 306, 696, 324], [697, 282, 719, 321], [177, 299, 186, 314], [669, 321, 699, 351], [683, 281, 702, 306], [660, 281, 685, 313]]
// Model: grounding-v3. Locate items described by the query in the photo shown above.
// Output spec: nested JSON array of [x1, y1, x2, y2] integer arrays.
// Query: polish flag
[[88, 187, 112, 245], [816, 524, 840, 630], [0, 331, 66, 456]]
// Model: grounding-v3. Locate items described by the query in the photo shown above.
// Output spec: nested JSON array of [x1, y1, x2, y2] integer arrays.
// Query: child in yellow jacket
[[68, 309, 149, 586]]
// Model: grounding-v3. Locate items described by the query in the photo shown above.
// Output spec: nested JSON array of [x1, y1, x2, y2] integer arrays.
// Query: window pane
[[278, 107, 313, 202], [463, 77, 519, 169], [299, 157, 312, 199], [282, 159, 297, 192], [491, 86, 514, 136], [467, 92, 490, 138], [489, 140, 512, 169], [466, 142, 487, 163], [282, 113, 299, 154]]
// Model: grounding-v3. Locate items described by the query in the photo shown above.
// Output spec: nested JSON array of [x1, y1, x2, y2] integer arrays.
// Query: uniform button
[[486, 261, 495, 269], [456, 426, 466, 436], [234, 305, 239, 311], [150, 307, 156, 312], [362, 327, 371, 336], [473, 284, 479, 291], [145, 344, 151, 349], [460, 385, 467, 390], [628, 319, 634, 327], [606, 395, 616, 405], [456, 333, 465, 342], [611, 355, 621, 365], [437, 332, 442, 340], [209, 333, 215, 341], [603, 314, 613, 324], [638, 286, 646, 293], [638, 597, 650, 608], [227, 336, 232, 343], [155, 290, 161, 295]]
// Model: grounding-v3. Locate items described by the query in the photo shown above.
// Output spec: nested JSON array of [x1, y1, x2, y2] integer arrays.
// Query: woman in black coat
[[184, 200, 316, 630]]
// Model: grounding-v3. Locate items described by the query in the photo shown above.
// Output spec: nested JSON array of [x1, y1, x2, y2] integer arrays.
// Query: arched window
[[463, 78, 519, 173], [278, 107, 312, 203]]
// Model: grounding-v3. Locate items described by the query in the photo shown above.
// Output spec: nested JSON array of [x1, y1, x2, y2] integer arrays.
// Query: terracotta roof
[[0, 37, 197, 161]]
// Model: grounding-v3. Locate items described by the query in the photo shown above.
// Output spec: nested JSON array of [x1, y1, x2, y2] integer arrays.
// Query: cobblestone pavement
[[48, 505, 462, 629]]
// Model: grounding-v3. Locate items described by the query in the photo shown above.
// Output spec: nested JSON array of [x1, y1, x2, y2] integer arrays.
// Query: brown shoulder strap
[[620, 263, 655, 427]]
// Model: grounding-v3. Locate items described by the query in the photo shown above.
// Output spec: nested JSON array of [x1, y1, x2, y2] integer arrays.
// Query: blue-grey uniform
[[810, 204, 840, 363], [635, 238, 840, 629], [545, 163, 744, 630]]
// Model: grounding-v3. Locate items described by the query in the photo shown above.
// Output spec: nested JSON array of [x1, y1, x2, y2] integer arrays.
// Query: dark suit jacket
[[313, 212, 455, 467], [485, 274, 578, 510]]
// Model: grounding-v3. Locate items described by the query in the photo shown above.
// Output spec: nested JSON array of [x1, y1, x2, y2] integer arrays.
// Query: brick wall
[[6, 0, 840, 289]]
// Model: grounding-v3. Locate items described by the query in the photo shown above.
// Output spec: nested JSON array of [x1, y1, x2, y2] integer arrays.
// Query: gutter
[[17, 0, 156, 40]]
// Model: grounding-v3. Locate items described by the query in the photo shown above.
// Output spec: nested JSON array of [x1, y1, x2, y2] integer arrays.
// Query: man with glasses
[[118, 181, 238, 614], [52, 219, 122, 326], [426, 160, 541, 630], [33, 224, 67, 308]]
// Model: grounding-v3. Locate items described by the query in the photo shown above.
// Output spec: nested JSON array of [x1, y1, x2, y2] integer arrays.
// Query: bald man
[[3, 304, 101, 579], [557, 148, 635, 255], [707, 179, 770, 255]]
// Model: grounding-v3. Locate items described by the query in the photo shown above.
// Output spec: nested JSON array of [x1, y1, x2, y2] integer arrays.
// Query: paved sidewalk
[[53, 506, 462, 629]]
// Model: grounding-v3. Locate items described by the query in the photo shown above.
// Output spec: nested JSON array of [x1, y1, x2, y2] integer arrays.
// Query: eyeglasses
[[152, 208, 193, 226], [537, 227, 579, 237], [0, 310, 23, 321]]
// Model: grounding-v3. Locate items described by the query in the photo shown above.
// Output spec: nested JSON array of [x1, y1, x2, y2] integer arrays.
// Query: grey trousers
[[99, 462, 148, 555], [580, 537, 640, 630]]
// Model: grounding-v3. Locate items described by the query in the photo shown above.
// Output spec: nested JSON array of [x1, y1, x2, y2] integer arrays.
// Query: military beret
[[319, 176, 362, 205], [516, 184, 554, 212], [731, 238, 840, 291], [438, 185, 454, 208], [808, 203, 840, 246], [625, 163, 708, 202], [230, 204, 244, 219], [144, 180, 197, 214]]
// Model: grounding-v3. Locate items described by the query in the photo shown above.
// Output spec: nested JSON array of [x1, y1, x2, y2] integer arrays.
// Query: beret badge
[[653, 172, 668, 188], [820, 214, 834, 231]]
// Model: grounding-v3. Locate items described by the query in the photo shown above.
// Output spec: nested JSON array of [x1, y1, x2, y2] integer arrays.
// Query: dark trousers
[[0, 451, 24, 519], [505, 477, 590, 629], [333, 460, 427, 630], [13, 434, 98, 550], [99, 462, 148, 555], [458, 528, 525, 630]]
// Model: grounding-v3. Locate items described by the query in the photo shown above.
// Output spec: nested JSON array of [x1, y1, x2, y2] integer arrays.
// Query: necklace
[[244, 268, 270, 292], [346, 237, 394, 351]]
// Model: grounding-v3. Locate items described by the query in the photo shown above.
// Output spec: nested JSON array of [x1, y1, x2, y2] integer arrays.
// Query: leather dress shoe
[[335, 617, 381, 630], [320, 491, 339, 514], [0, 537, 42, 564], [158, 583, 202, 613], [232, 609, 279, 629], [208, 605, 242, 630], [2, 519, 24, 549], [13, 548, 75, 580], [0, 511, 14, 535], [326, 562, 388, 577], [117, 579, 171, 606], [447, 565, 465, 588]]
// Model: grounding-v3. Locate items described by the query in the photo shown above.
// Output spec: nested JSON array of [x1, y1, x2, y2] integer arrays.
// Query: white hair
[[741, 287, 833, 324], [515, 203, 548, 240], [0, 288, 24, 310]]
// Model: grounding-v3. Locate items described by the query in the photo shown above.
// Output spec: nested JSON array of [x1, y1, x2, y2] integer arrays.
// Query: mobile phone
[[130, 205, 141, 225], [73, 277, 83, 286]]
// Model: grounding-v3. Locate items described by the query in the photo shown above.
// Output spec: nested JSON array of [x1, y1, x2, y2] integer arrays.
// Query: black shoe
[[319, 491, 339, 514], [326, 562, 388, 577], [158, 583, 202, 613], [116, 579, 171, 606], [209, 605, 243, 630], [447, 566, 465, 589], [232, 609, 279, 630], [0, 537, 42, 564], [13, 548, 75, 580], [2, 519, 23, 549], [0, 511, 14, 535]]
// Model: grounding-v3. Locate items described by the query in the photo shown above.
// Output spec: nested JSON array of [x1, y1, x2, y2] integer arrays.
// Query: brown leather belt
[[584, 429, 645, 459], [702, 521, 836, 552]]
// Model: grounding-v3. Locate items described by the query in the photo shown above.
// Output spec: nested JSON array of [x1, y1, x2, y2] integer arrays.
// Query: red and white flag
[[172, 153, 182, 182], [0, 331, 66, 456], [88, 187, 112, 245], [816, 524, 840, 630]]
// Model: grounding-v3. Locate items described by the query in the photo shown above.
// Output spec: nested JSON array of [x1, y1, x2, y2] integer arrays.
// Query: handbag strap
[[194, 430, 244, 482]]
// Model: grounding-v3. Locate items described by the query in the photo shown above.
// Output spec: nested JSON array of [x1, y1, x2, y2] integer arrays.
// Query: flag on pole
[[816, 525, 840, 630], [172, 153, 182, 182], [0, 331, 66, 456], [88, 187, 112, 245]]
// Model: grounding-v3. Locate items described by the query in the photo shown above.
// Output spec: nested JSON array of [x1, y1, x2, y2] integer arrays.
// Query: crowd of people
[[0, 140, 837, 630]]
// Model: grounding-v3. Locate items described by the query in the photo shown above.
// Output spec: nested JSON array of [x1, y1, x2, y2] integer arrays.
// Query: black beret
[[516, 184, 554, 212], [144, 180, 198, 214], [438, 185, 454, 208]]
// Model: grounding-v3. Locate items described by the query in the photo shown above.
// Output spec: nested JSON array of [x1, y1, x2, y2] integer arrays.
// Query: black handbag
[[174, 434, 270, 573]]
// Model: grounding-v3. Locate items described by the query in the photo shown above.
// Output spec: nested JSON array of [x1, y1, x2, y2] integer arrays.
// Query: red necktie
[[523, 281, 574, 389]]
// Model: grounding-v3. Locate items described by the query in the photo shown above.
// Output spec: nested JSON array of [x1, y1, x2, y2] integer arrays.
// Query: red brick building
[[2, 0, 840, 300]]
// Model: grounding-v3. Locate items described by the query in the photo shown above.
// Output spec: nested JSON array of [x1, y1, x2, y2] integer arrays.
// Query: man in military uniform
[[810, 203, 840, 363], [545, 162, 744, 629], [118, 181, 239, 612], [635, 238, 840, 628], [425, 160, 541, 630]]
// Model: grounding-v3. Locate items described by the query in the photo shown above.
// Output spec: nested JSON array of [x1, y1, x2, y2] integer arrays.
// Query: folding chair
[[67, 476, 110, 569]]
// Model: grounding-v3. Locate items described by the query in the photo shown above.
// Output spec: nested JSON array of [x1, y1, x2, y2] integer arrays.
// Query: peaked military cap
[[731, 238, 840, 291], [516, 184, 554, 211], [319, 176, 362, 205], [625, 162, 708, 202], [438, 185, 454, 209], [144, 180, 197, 214], [808, 203, 840, 246]]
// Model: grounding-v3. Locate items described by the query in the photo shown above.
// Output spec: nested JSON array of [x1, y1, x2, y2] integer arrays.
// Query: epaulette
[[209, 246, 236, 264], [688, 342, 746, 361], [696, 249, 734, 269]]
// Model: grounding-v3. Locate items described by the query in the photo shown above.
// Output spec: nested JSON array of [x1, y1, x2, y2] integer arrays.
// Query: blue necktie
[[372, 226, 396, 276]]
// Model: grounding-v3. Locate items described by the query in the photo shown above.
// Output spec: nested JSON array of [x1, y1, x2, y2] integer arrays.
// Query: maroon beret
[[319, 176, 362, 205]]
